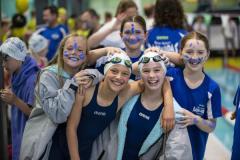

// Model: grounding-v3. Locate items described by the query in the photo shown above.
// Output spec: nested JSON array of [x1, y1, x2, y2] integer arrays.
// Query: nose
[[149, 70, 155, 78]]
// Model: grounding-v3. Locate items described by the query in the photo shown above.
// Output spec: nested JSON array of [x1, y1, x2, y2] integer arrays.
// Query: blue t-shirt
[[231, 85, 240, 160], [37, 24, 68, 61], [146, 26, 187, 52], [167, 67, 222, 160], [123, 95, 163, 160]]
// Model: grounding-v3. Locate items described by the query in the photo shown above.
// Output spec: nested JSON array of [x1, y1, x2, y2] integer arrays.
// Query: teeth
[[148, 80, 158, 84], [112, 80, 122, 86], [69, 57, 79, 61]]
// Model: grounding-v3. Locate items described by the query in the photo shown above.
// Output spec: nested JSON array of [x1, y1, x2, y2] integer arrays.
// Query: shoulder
[[204, 74, 220, 92], [83, 85, 97, 107]]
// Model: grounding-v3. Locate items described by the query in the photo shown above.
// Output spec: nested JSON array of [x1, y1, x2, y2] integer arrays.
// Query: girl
[[146, 0, 187, 52], [117, 51, 176, 160], [164, 31, 222, 160], [20, 33, 97, 159], [88, 0, 138, 49], [28, 33, 49, 68], [89, 15, 165, 80], [0, 37, 40, 160], [66, 52, 174, 160]]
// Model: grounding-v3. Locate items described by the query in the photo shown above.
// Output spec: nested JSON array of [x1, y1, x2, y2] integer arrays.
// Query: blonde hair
[[48, 33, 88, 84]]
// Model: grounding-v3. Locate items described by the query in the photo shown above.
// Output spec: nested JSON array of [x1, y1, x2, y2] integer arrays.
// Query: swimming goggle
[[107, 57, 132, 68], [139, 55, 165, 64]]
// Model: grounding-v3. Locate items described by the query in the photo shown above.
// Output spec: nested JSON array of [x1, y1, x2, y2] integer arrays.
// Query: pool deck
[[204, 133, 231, 160]]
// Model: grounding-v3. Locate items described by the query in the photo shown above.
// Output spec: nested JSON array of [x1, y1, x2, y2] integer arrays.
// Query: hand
[[176, 108, 199, 128], [74, 70, 93, 88], [231, 111, 236, 120], [75, 85, 86, 104], [106, 47, 125, 56], [112, 13, 127, 31], [0, 88, 17, 105], [161, 106, 175, 132], [145, 47, 175, 67]]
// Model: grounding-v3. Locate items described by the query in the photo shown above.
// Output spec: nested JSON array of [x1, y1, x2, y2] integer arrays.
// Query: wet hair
[[120, 15, 147, 33], [44, 5, 58, 16], [154, 0, 185, 29], [180, 31, 210, 53], [115, 0, 138, 16]]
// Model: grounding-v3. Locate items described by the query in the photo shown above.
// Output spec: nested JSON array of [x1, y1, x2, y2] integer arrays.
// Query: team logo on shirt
[[192, 104, 205, 116], [139, 112, 150, 120], [51, 33, 60, 40], [94, 111, 106, 116]]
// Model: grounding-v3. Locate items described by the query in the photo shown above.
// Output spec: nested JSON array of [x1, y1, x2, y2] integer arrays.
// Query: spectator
[[146, 0, 187, 52], [88, 0, 138, 49], [0, 37, 39, 160], [36, 5, 68, 61]]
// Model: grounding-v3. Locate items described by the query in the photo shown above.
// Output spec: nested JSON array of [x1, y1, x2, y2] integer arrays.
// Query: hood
[[11, 55, 40, 88]]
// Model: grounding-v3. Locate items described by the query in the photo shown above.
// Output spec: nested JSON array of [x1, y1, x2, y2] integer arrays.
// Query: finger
[[176, 119, 188, 124], [162, 120, 167, 132]]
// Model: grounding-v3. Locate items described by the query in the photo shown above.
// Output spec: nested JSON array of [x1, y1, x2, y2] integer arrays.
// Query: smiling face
[[121, 22, 146, 50], [181, 38, 209, 72], [141, 61, 165, 91], [62, 36, 87, 72], [105, 64, 131, 93]]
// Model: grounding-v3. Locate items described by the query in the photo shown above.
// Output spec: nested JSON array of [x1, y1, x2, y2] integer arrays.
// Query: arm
[[0, 88, 32, 116], [161, 78, 175, 132], [66, 86, 85, 160], [88, 14, 126, 49], [87, 47, 123, 66], [38, 71, 77, 123], [177, 109, 216, 133]]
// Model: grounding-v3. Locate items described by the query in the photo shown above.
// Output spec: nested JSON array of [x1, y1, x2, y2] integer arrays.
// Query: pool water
[[206, 68, 240, 151]]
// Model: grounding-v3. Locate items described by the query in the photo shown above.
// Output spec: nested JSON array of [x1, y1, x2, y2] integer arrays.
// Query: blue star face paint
[[182, 54, 205, 65], [73, 40, 78, 51], [64, 50, 69, 57], [79, 51, 85, 60], [131, 23, 135, 34]]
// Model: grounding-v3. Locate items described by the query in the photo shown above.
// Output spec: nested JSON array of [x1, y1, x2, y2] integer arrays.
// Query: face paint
[[182, 54, 205, 65], [79, 51, 85, 60], [63, 50, 68, 57], [73, 40, 78, 51], [131, 24, 135, 34]]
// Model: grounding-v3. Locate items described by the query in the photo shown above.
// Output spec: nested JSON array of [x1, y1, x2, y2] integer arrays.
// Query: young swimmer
[[165, 31, 222, 160], [20, 33, 98, 159], [88, 15, 146, 80], [66, 52, 174, 160], [119, 51, 171, 160]]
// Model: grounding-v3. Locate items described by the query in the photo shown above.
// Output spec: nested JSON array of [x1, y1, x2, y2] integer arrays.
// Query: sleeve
[[25, 74, 38, 106], [166, 67, 177, 78], [38, 71, 76, 124], [207, 84, 222, 119]]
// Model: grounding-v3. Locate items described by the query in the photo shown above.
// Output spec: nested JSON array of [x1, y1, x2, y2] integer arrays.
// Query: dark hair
[[105, 12, 112, 19], [44, 5, 58, 16], [180, 31, 209, 53], [11, 13, 27, 28], [120, 15, 147, 33], [154, 0, 185, 29], [143, 4, 154, 18], [82, 8, 99, 19], [115, 0, 138, 16]]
